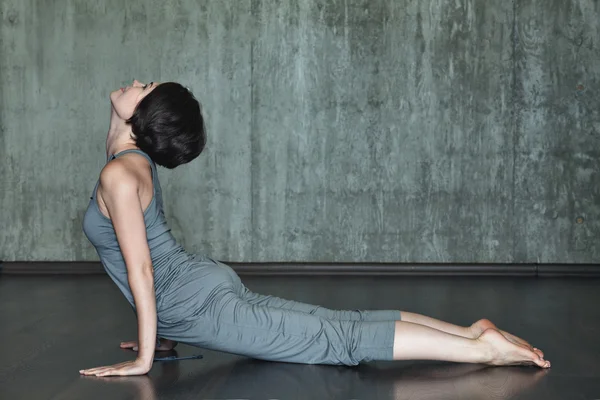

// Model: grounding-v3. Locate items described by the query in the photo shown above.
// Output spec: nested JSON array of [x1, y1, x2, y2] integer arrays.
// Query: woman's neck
[[106, 107, 137, 159]]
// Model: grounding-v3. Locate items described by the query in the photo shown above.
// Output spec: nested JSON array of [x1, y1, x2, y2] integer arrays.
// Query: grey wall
[[1, 0, 598, 264]]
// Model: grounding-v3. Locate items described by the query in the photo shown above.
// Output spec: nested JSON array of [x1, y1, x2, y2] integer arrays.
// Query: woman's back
[[82, 148, 197, 312]]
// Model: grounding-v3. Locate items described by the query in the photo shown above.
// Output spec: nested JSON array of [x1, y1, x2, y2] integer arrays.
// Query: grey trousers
[[157, 257, 400, 366]]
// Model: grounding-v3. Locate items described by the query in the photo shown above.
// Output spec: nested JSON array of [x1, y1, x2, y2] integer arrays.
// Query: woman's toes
[[533, 354, 552, 368], [532, 356, 544, 367]]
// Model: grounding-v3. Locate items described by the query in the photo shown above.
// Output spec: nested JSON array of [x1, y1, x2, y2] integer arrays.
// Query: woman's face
[[110, 79, 159, 120]]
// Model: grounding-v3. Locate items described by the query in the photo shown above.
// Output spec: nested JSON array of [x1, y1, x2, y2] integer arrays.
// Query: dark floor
[[0, 274, 599, 400]]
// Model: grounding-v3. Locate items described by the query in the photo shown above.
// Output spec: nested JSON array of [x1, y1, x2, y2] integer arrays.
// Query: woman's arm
[[102, 161, 157, 366], [80, 161, 156, 376]]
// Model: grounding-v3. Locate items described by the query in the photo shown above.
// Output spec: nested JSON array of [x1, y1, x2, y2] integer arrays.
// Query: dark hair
[[126, 82, 206, 169]]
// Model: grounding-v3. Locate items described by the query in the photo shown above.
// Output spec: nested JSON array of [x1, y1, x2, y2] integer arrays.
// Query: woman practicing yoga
[[80, 80, 550, 377]]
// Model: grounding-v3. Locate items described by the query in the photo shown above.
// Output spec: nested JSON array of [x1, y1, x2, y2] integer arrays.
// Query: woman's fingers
[[81, 366, 111, 375], [80, 361, 130, 375], [121, 340, 163, 351], [96, 368, 123, 376], [80, 360, 150, 377]]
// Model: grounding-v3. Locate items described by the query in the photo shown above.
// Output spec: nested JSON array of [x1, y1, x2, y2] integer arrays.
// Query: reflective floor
[[1, 274, 598, 399]]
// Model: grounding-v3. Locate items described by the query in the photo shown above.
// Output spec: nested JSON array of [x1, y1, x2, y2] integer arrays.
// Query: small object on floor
[[153, 354, 203, 362]]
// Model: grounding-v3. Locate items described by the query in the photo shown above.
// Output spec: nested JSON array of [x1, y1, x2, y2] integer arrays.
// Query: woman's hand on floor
[[79, 359, 152, 377], [120, 338, 178, 351]]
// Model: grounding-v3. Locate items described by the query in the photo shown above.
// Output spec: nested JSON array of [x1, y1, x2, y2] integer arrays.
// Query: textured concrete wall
[[1, 0, 598, 264]]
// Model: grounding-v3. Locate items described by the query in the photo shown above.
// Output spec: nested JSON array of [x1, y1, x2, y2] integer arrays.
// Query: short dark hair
[[126, 82, 206, 169]]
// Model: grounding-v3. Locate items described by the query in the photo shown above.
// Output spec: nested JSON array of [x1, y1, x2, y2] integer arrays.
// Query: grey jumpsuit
[[82, 149, 400, 366]]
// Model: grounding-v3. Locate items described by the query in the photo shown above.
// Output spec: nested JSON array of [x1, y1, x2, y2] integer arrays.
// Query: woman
[[80, 80, 550, 377]]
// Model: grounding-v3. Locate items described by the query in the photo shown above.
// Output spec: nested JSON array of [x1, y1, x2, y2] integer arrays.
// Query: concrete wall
[[1, 0, 598, 264]]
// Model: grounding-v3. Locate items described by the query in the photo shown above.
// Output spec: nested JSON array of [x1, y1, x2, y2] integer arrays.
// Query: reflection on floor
[[1, 274, 598, 399]]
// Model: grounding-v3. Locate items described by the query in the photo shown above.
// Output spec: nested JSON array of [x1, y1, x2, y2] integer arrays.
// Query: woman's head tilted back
[[111, 80, 207, 169]]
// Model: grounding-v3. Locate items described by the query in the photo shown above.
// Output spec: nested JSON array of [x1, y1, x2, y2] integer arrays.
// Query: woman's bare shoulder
[[100, 158, 139, 189], [101, 153, 151, 186]]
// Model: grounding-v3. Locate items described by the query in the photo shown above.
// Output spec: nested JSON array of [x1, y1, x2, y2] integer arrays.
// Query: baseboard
[[1, 261, 599, 277]]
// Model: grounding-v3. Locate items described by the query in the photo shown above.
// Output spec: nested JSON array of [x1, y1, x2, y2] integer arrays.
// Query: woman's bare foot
[[470, 319, 544, 359], [478, 328, 551, 368]]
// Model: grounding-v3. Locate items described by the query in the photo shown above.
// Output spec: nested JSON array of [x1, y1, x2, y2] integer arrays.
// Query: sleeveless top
[[82, 149, 194, 314]]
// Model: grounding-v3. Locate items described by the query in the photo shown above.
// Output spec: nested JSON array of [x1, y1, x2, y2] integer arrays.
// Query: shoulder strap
[[112, 149, 155, 168]]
